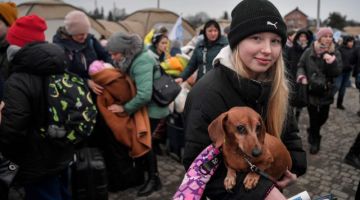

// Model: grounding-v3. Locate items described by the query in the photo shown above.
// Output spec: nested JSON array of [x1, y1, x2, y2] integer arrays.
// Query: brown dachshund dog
[[208, 107, 292, 190]]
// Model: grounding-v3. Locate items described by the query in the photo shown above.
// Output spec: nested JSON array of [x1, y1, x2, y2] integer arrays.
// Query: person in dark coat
[[344, 132, 360, 169], [182, 0, 307, 199], [284, 29, 313, 121], [0, 2, 17, 81], [353, 41, 360, 116], [285, 29, 313, 81], [53, 10, 111, 95], [175, 19, 228, 84], [335, 35, 355, 110], [0, 3, 18, 199], [0, 15, 73, 200], [53, 12, 116, 193], [297, 27, 343, 154]]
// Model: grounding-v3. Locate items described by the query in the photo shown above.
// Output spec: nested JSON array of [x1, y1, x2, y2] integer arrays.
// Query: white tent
[[17, 0, 111, 41], [123, 8, 196, 44]]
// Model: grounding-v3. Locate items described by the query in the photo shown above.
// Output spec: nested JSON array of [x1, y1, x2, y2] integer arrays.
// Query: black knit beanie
[[228, 0, 287, 49]]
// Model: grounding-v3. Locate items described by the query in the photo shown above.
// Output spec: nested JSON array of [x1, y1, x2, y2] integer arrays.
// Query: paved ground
[[111, 86, 360, 200]]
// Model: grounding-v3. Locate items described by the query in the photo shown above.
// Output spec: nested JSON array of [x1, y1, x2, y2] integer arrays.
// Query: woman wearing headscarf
[[106, 32, 168, 197]]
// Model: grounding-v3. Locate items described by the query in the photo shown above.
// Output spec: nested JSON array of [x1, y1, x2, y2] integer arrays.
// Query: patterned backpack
[[173, 144, 221, 200], [41, 72, 97, 144]]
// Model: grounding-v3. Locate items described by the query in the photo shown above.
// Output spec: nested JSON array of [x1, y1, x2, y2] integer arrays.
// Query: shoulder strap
[[35, 76, 50, 134], [202, 47, 208, 74], [87, 36, 99, 60], [147, 50, 165, 76]]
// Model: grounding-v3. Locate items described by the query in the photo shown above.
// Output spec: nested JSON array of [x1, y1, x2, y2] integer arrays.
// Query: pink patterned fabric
[[173, 144, 221, 200]]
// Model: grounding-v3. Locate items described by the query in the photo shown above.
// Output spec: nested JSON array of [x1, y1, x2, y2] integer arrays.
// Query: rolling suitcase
[[72, 147, 108, 200], [166, 111, 185, 162]]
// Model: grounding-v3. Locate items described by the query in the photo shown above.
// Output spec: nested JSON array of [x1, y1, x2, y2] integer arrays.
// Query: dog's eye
[[256, 124, 262, 134], [236, 125, 246, 134]]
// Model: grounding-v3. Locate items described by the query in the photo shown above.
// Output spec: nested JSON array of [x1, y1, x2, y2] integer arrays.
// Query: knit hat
[[316, 27, 333, 41], [0, 2, 18, 26], [227, 0, 287, 49], [107, 32, 143, 70], [107, 32, 143, 54], [6, 15, 47, 47], [64, 10, 90, 35]]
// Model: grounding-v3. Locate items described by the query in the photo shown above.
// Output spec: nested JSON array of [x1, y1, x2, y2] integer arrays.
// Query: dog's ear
[[208, 112, 228, 148], [259, 116, 267, 142]]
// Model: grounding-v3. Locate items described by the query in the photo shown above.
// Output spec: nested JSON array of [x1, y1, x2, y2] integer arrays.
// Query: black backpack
[[41, 72, 97, 144], [308, 72, 329, 97]]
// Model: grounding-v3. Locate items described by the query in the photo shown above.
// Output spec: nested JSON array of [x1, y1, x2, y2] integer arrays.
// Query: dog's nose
[[252, 148, 262, 157]]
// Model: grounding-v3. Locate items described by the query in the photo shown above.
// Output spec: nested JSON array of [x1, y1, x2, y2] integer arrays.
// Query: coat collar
[[221, 65, 272, 107]]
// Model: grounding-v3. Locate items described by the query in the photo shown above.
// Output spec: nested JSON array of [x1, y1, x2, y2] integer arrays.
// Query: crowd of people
[[0, 0, 359, 200]]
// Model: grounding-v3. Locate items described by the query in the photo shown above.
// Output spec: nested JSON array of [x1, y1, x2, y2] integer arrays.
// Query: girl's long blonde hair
[[232, 48, 289, 138]]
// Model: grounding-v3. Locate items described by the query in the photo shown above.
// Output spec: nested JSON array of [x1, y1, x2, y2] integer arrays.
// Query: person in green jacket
[[106, 32, 168, 197], [175, 19, 228, 84], [147, 33, 171, 153]]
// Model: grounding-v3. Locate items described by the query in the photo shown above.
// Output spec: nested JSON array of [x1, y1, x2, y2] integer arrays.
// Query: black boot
[[337, 97, 345, 110], [137, 150, 162, 197], [295, 108, 301, 123], [344, 153, 360, 169], [337, 104, 345, 110], [137, 174, 162, 197], [309, 136, 321, 155], [310, 143, 320, 154], [307, 128, 315, 145], [344, 133, 360, 169]]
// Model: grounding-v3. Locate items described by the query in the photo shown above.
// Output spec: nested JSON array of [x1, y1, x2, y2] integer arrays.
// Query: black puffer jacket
[[284, 29, 313, 82], [338, 39, 356, 72], [0, 37, 10, 100], [183, 47, 307, 199], [0, 42, 74, 184]]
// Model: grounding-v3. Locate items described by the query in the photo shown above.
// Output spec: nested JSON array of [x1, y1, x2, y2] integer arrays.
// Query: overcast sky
[[10, 0, 360, 22]]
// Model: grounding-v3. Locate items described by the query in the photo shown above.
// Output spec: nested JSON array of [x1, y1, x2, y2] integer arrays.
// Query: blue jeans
[[24, 169, 71, 200], [335, 71, 351, 105]]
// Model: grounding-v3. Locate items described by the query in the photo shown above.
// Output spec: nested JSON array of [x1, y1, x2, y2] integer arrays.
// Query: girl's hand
[[175, 78, 183, 84], [107, 104, 125, 113], [87, 79, 104, 95], [276, 170, 297, 189], [297, 75, 308, 84], [323, 53, 336, 64]]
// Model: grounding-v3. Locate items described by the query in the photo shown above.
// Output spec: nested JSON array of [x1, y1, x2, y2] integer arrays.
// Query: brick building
[[284, 7, 308, 30]]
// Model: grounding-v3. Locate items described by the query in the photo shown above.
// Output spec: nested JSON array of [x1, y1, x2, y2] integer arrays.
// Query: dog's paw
[[243, 172, 260, 190], [224, 175, 236, 192]]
